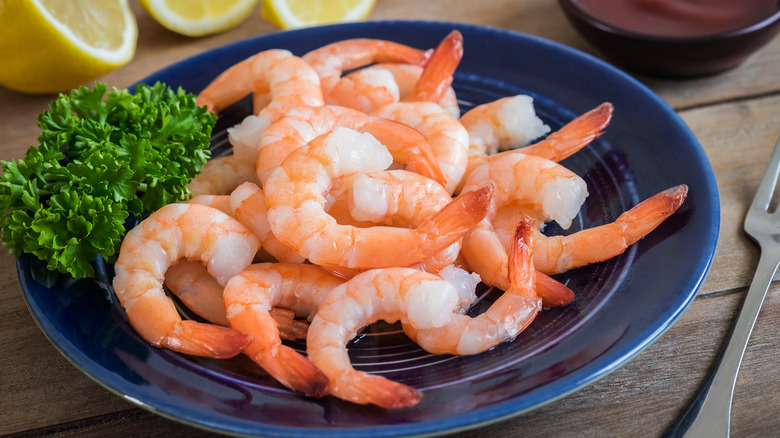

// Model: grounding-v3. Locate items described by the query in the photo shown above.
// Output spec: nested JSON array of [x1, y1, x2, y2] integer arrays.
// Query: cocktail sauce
[[575, 0, 780, 36]]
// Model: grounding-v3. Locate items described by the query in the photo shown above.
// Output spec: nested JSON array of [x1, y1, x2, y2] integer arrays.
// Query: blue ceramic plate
[[18, 21, 719, 437]]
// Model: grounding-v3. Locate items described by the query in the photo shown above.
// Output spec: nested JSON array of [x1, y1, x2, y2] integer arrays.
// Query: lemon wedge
[[261, 0, 376, 29], [140, 0, 258, 37], [0, 0, 137, 94]]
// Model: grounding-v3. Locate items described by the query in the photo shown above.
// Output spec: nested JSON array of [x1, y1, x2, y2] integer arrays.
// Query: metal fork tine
[[751, 136, 780, 212]]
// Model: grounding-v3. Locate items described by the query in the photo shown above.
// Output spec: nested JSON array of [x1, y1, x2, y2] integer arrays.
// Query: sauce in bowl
[[576, 0, 780, 37]]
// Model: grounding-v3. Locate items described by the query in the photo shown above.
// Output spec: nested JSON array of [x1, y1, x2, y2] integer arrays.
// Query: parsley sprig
[[0, 82, 216, 278]]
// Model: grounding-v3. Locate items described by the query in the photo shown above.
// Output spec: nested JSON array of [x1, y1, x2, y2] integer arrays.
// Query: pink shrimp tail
[[165, 321, 252, 359], [534, 271, 576, 308], [253, 345, 330, 398], [534, 184, 689, 274], [508, 219, 535, 289], [418, 184, 494, 260], [365, 118, 448, 187], [521, 102, 614, 162], [411, 30, 464, 103], [340, 372, 423, 408], [196, 60, 252, 113], [620, 184, 688, 243], [269, 308, 310, 340]]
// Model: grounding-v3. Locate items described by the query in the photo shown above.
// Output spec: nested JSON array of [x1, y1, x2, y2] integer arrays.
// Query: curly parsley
[[0, 82, 216, 278]]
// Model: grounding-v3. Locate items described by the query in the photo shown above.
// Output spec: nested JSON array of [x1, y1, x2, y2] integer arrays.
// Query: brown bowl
[[559, 0, 780, 77]]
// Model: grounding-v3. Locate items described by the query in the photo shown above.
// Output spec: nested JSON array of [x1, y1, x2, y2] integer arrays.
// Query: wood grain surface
[[2, 1, 779, 437]]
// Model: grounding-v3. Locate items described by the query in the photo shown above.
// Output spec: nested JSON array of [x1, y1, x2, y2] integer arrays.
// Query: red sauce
[[575, 0, 780, 36]]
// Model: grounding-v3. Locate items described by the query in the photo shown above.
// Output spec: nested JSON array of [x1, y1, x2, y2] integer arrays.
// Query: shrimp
[[164, 260, 311, 339], [223, 263, 344, 397], [352, 63, 460, 117], [462, 152, 589, 229], [255, 105, 446, 187], [320, 67, 401, 115], [373, 101, 469, 194], [263, 127, 493, 270], [520, 184, 689, 275], [112, 203, 259, 358], [196, 49, 324, 178], [306, 267, 439, 408], [197, 49, 323, 116], [327, 30, 463, 116], [164, 259, 231, 326], [302, 37, 431, 98], [187, 154, 263, 197], [404, 219, 542, 355], [187, 186, 303, 264], [458, 102, 613, 192], [328, 169, 462, 273], [458, 152, 587, 289], [187, 193, 233, 215], [402, 30, 463, 105], [460, 95, 551, 157], [229, 182, 306, 264]]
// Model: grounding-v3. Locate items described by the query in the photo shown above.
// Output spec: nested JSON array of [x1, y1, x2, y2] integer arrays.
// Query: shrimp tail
[[270, 308, 310, 340], [520, 102, 613, 162], [253, 345, 330, 398], [508, 219, 535, 289], [338, 372, 423, 408], [412, 30, 464, 103], [418, 184, 493, 259], [535, 184, 689, 274], [534, 271, 576, 308], [620, 184, 688, 243], [167, 320, 252, 359], [365, 118, 448, 187]]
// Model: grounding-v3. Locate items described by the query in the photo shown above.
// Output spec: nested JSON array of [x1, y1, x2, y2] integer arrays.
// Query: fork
[[665, 136, 780, 438]]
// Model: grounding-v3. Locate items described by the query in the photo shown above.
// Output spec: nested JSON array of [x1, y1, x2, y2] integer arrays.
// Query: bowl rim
[[558, 0, 780, 42]]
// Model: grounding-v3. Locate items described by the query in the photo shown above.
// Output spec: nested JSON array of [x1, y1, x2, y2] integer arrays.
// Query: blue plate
[[18, 20, 719, 437]]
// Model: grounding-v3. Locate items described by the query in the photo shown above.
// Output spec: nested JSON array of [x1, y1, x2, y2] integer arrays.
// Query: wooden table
[[2, 1, 779, 436]]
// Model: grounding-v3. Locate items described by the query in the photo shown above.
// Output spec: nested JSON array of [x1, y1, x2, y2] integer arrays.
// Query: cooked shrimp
[[164, 259, 230, 326], [527, 184, 689, 274], [196, 50, 324, 177], [255, 104, 446, 187], [321, 67, 401, 114], [187, 193, 233, 215], [302, 37, 430, 98], [223, 263, 344, 397], [373, 101, 469, 194], [164, 260, 310, 339], [197, 49, 323, 116], [402, 30, 463, 105], [458, 102, 613, 192], [460, 95, 551, 157], [229, 182, 306, 264], [328, 30, 463, 116], [462, 152, 589, 229], [187, 154, 262, 197], [458, 152, 586, 292], [459, 214, 575, 307], [306, 267, 439, 408], [263, 127, 493, 269], [404, 219, 542, 355], [358, 63, 460, 117], [112, 203, 259, 358], [328, 169, 462, 273]]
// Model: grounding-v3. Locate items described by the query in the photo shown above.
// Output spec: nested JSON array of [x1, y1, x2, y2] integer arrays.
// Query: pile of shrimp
[[111, 31, 688, 409]]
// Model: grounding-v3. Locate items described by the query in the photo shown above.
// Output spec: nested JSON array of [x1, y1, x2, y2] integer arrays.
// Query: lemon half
[[140, 0, 258, 37], [0, 0, 137, 94], [261, 0, 376, 29]]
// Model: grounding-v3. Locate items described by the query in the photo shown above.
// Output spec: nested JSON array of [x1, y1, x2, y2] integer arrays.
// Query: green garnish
[[0, 81, 216, 278]]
